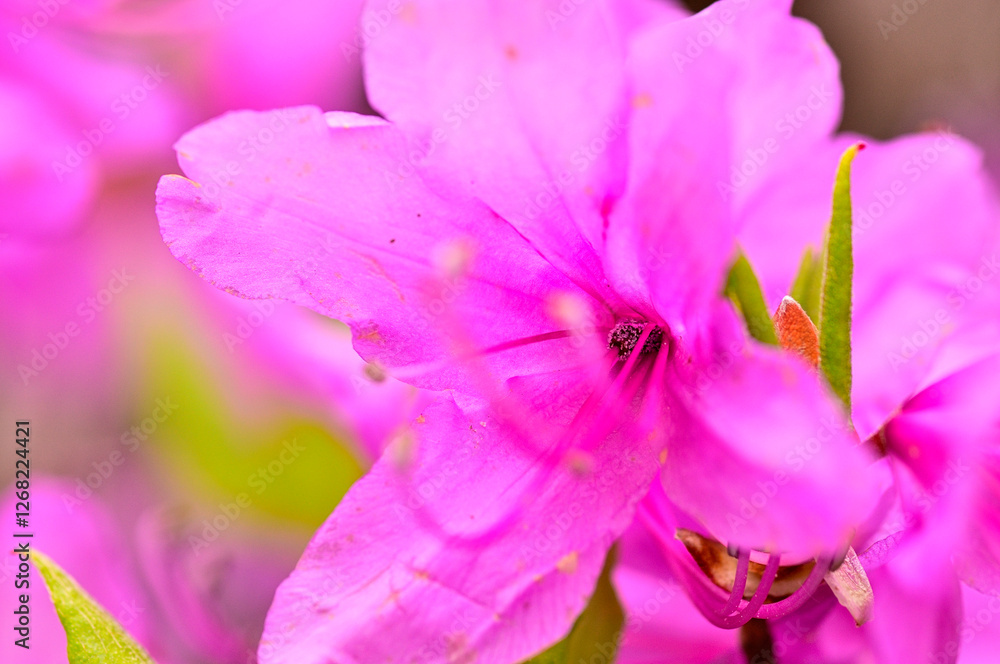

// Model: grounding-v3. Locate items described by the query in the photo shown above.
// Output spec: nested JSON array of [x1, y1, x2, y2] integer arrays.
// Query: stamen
[[474, 330, 577, 357], [401, 322, 665, 548], [755, 554, 834, 620], [721, 548, 752, 616], [640, 481, 854, 629], [608, 319, 664, 359]]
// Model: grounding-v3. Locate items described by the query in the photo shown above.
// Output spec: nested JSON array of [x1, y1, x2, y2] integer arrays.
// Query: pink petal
[[610, 12, 735, 330], [614, 0, 842, 330], [884, 354, 1000, 589], [613, 517, 740, 664], [852, 135, 1000, 438], [956, 585, 1000, 664], [741, 134, 1000, 440], [200, 0, 366, 113], [135, 507, 302, 663], [5, 29, 186, 169], [775, 563, 963, 664], [259, 387, 661, 664], [663, 304, 877, 555], [363, 0, 685, 304], [156, 108, 600, 391]]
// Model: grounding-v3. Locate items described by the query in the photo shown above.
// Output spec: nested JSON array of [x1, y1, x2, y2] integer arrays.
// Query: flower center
[[607, 319, 665, 359]]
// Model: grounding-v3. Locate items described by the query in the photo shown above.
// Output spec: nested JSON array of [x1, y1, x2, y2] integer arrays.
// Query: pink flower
[[602, 2, 1000, 657], [153, 1, 905, 661], [0, 0, 365, 239]]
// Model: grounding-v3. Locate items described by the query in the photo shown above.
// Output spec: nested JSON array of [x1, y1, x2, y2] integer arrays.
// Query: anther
[[608, 320, 664, 360]]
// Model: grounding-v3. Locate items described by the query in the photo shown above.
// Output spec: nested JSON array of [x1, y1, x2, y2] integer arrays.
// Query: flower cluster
[[154, 1, 1000, 663]]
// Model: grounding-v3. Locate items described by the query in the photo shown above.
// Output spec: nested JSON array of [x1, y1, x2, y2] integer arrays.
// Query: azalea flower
[[155, 0, 1000, 662]]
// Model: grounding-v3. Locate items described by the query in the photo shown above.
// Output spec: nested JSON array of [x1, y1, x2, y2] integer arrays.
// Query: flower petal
[[259, 387, 661, 664], [0, 80, 98, 237], [741, 134, 1000, 439], [772, 561, 963, 664], [663, 305, 876, 555], [363, 0, 685, 305], [613, 517, 739, 664], [612, 0, 843, 330], [156, 108, 599, 391]]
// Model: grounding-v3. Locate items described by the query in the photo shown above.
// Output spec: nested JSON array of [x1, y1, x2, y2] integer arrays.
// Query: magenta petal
[[882, 353, 1000, 588], [740, 134, 1000, 440], [960, 447, 1000, 596], [259, 392, 660, 664], [613, 0, 842, 330], [850, 135, 1000, 437], [363, 0, 684, 303], [663, 306, 876, 555], [202, 0, 366, 112], [693, 0, 843, 212], [134, 509, 255, 662], [157, 108, 598, 391], [610, 13, 736, 330], [776, 562, 963, 664], [956, 585, 1000, 664], [613, 516, 739, 664]]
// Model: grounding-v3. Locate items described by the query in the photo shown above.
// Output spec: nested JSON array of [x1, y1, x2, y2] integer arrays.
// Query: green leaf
[[31, 550, 156, 664], [725, 250, 779, 346], [789, 247, 823, 325], [819, 143, 864, 412], [522, 550, 624, 664]]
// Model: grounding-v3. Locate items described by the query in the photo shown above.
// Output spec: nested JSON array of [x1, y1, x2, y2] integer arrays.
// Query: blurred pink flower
[[0, 477, 333, 664], [0, 0, 365, 239]]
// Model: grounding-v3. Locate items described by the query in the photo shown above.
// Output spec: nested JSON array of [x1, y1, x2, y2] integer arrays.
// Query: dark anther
[[608, 320, 664, 360], [727, 542, 740, 559]]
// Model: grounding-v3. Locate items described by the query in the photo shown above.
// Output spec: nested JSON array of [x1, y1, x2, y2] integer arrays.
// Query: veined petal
[[663, 306, 876, 555], [259, 386, 661, 664], [156, 108, 601, 392], [363, 0, 686, 304], [610, 13, 735, 332], [852, 136, 1000, 437], [612, 0, 843, 331]]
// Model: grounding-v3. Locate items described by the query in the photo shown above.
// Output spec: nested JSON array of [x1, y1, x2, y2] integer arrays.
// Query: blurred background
[[692, 0, 1000, 175], [2, 0, 998, 662]]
